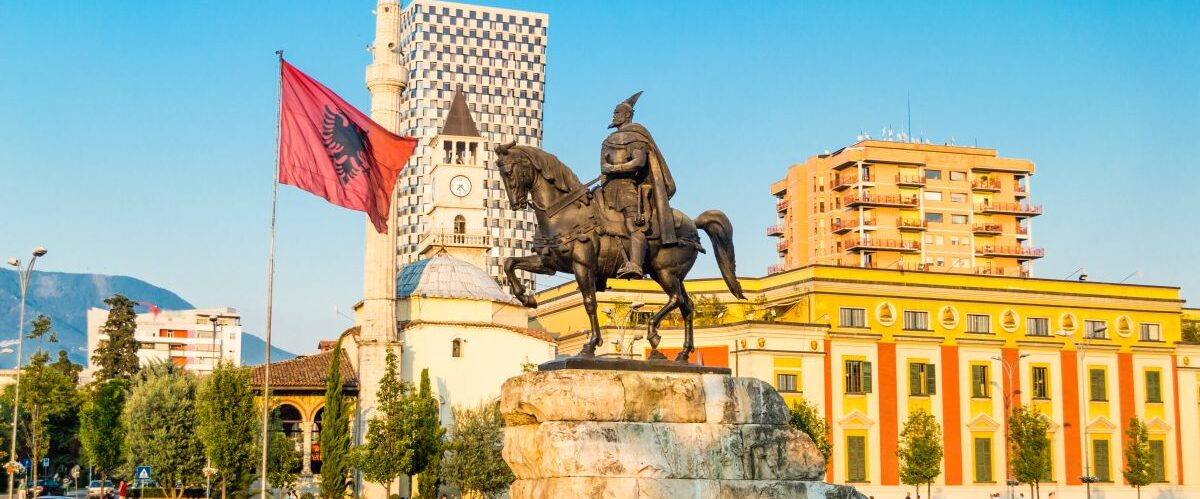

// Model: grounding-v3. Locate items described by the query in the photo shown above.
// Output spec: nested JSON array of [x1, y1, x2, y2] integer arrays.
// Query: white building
[[86, 307, 242, 375], [368, 0, 549, 291]]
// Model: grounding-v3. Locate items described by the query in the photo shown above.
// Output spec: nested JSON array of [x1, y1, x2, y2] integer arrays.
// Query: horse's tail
[[695, 210, 745, 300]]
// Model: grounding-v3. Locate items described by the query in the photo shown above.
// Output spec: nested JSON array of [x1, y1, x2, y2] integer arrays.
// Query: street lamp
[[6, 246, 47, 499], [991, 353, 1030, 499], [1058, 325, 1105, 499]]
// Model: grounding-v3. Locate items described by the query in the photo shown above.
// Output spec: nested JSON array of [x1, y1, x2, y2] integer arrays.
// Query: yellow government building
[[533, 265, 1200, 499]]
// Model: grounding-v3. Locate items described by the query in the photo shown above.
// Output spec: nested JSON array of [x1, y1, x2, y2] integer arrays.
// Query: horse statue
[[493, 142, 745, 362]]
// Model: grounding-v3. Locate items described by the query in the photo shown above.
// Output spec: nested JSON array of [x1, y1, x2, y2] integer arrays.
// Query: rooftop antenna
[[1118, 270, 1143, 283], [906, 94, 912, 139]]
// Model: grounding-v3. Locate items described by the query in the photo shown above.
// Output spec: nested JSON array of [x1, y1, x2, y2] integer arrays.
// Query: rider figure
[[600, 91, 677, 279]]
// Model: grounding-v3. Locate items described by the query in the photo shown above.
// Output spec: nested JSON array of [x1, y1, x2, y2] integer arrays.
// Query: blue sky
[[2, 1, 1198, 355]]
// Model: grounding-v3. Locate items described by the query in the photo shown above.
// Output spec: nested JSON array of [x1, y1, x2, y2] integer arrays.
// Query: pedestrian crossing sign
[[135, 466, 152, 481]]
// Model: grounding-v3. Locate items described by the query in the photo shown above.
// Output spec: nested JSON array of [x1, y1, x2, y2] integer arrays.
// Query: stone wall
[[501, 369, 865, 498]]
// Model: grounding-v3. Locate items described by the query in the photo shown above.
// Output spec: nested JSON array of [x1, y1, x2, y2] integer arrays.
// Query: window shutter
[[1150, 440, 1165, 481], [910, 364, 922, 396], [844, 362, 852, 393], [927, 364, 937, 395], [847, 436, 866, 481], [1146, 371, 1162, 402], [1090, 370, 1105, 401], [864, 361, 873, 393], [975, 438, 992, 482], [1093, 440, 1109, 481]]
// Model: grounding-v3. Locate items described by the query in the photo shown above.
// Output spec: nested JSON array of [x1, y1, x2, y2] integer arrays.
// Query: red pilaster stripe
[[824, 339, 834, 483], [878, 342, 899, 485], [1118, 351, 1136, 485], [1172, 355, 1184, 485], [941, 345, 963, 485], [1062, 350, 1082, 485]]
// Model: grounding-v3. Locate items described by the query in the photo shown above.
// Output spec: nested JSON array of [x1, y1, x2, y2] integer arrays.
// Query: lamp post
[[6, 246, 47, 499], [1058, 325, 1104, 499], [992, 352, 1030, 499]]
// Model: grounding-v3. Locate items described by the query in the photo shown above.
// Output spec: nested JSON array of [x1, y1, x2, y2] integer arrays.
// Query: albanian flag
[[278, 59, 417, 233]]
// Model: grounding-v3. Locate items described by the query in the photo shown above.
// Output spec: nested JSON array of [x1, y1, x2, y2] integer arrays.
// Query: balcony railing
[[844, 193, 919, 208], [896, 174, 926, 187], [776, 199, 788, 212], [976, 202, 1043, 216], [842, 237, 921, 252], [767, 263, 786, 275], [897, 218, 928, 231], [776, 240, 788, 252], [896, 262, 933, 272], [1013, 183, 1028, 196], [832, 173, 871, 191], [767, 224, 784, 237], [972, 223, 1003, 234], [975, 245, 1045, 259], [974, 266, 1031, 277], [423, 231, 492, 248], [832, 218, 877, 234], [1016, 226, 1029, 235], [971, 179, 1002, 191]]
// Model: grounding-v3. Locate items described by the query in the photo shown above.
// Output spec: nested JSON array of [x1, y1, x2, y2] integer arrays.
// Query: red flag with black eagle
[[278, 59, 417, 233]]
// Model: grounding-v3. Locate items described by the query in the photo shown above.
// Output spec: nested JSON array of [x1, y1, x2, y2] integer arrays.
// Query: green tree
[[319, 340, 351, 499], [80, 379, 129, 483], [787, 398, 832, 467], [406, 369, 444, 497], [197, 363, 258, 499], [440, 402, 512, 498], [51, 350, 82, 385], [896, 408, 943, 499], [1009, 404, 1052, 499], [353, 348, 410, 497], [92, 294, 141, 381], [0, 348, 83, 478], [1123, 416, 1155, 499], [1181, 319, 1200, 343], [267, 409, 301, 498], [124, 363, 204, 499]]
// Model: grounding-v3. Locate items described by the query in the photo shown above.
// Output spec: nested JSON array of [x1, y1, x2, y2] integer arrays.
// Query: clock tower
[[420, 85, 491, 269]]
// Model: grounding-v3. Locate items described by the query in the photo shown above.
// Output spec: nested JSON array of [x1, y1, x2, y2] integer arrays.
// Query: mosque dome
[[395, 253, 519, 305]]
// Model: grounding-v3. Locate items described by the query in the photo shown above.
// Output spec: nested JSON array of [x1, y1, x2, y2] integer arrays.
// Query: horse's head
[[494, 140, 536, 210]]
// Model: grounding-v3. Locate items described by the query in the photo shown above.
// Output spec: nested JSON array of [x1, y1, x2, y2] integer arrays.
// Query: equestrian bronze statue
[[494, 91, 745, 362]]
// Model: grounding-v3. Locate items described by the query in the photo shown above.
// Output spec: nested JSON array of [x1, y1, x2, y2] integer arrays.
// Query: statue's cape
[[609, 123, 677, 244]]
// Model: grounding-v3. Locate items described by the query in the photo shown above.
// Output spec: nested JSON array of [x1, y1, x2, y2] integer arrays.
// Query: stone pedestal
[[501, 369, 866, 499]]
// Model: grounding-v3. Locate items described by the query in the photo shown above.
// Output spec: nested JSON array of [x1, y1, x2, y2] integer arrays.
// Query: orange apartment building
[[768, 140, 1042, 277]]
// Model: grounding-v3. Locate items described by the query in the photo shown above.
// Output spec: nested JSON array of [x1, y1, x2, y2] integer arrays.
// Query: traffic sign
[[135, 465, 152, 481], [40, 458, 48, 468], [19, 459, 29, 470]]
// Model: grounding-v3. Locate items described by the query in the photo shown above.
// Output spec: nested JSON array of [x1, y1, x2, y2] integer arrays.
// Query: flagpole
[[260, 49, 284, 499]]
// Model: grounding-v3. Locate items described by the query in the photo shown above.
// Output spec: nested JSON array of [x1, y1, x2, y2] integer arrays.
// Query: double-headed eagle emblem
[[321, 106, 370, 185]]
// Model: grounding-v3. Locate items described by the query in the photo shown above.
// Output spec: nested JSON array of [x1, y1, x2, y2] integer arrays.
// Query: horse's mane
[[512, 145, 581, 193]]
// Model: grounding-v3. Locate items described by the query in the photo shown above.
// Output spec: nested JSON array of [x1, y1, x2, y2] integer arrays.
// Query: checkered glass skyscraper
[[368, 0, 547, 290]]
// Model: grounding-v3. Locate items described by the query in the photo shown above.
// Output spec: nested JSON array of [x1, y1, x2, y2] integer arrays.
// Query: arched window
[[452, 338, 464, 358], [453, 215, 466, 235], [275, 404, 305, 473], [311, 407, 324, 474]]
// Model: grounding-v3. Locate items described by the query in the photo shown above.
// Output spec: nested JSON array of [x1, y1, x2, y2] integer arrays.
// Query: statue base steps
[[500, 368, 866, 499]]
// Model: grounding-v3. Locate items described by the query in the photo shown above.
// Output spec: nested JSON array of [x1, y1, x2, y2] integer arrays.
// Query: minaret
[[356, 1, 407, 494], [359, 0, 406, 346]]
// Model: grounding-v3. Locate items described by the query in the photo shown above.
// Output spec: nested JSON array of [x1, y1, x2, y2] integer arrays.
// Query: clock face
[[450, 175, 472, 197]]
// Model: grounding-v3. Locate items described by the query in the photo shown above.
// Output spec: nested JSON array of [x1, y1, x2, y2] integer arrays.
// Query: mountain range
[[0, 268, 294, 367]]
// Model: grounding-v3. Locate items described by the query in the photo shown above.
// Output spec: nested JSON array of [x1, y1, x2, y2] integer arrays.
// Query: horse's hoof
[[674, 351, 691, 363], [647, 350, 667, 361], [577, 346, 596, 358], [520, 294, 538, 308]]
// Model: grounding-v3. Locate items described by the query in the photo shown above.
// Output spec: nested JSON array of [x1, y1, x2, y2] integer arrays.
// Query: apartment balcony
[[1015, 225, 1029, 238], [975, 266, 1031, 278], [832, 173, 872, 191], [767, 224, 784, 237], [1013, 183, 1028, 197], [975, 202, 1043, 216], [844, 193, 919, 209], [972, 223, 1003, 235], [776, 239, 789, 253], [971, 179, 1002, 192], [896, 218, 928, 231], [896, 262, 933, 272], [832, 218, 877, 234], [767, 263, 786, 275], [776, 199, 788, 212], [896, 174, 926, 187], [842, 237, 921, 253], [975, 245, 1045, 259]]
